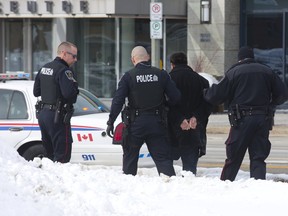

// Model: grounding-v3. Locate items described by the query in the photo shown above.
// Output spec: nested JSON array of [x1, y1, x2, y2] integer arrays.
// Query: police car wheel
[[22, 143, 47, 161]]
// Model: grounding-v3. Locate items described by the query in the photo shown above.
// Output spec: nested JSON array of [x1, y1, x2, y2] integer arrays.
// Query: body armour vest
[[128, 67, 164, 109], [39, 60, 64, 104]]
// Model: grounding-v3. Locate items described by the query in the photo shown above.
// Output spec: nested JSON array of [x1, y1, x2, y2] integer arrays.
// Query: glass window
[[242, 0, 286, 83], [9, 91, 28, 119], [166, 19, 187, 72], [73, 94, 102, 116], [119, 18, 187, 74], [5, 19, 24, 72], [72, 19, 116, 98], [32, 19, 53, 76], [0, 90, 28, 120], [245, 0, 288, 11], [73, 89, 110, 116], [285, 12, 288, 86], [70, 17, 187, 99], [119, 18, 151, 78], [246, 13, 284, 81], [0, 89, 11, 119]]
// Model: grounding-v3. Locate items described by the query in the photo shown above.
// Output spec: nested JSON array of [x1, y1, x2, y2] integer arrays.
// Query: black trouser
[[221, 115, 271, 181], [122, 113, 175, 176], [174, 127, 201, 174], [38, 108, 73, 163]]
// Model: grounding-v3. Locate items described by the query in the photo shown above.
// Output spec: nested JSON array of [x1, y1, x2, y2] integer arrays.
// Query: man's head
[[57, 41, 78, 66], [131, 46, 150, 66], [170, 52, 188, 68], [238, 46, 254, 61]]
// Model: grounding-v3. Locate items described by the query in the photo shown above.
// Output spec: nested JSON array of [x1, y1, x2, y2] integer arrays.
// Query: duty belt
[[134, 108, 160, 116], [42, 103, 57, 111], [237, 105, 268, 116]]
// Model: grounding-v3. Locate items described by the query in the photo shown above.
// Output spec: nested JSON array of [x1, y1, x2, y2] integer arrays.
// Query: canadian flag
[[77, 133, 93, 142]]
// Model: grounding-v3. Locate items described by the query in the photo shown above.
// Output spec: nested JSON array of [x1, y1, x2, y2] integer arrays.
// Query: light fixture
[[200, 0, 211, 24]]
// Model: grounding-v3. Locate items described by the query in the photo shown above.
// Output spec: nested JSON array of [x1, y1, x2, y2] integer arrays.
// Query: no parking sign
[[150, 2, 162, 20], [150, 2, 163, 39]]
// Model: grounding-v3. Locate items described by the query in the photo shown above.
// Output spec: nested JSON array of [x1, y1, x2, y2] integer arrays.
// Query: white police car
[[0, 73, 152, 166]]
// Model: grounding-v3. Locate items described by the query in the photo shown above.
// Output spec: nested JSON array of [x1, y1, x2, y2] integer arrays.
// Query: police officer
[[168, 52, 212, 175], [33, 41, 79, 163], [204, 46, 288, 181], [106, 46, 181, 176]]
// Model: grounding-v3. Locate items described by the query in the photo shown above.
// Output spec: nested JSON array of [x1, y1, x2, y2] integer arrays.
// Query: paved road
[[198, 134, 288, 174], [197, 112, 288, 174]]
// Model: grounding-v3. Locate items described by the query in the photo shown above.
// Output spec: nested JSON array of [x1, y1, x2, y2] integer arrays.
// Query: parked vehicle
[[0, 73, 152, 166]]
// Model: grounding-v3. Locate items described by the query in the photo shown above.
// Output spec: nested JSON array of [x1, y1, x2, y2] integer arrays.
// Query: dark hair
[[170, 52, 188, 65], [238, 46, 254, 61]]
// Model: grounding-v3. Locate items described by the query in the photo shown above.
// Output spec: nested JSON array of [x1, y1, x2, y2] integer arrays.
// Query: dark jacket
[[168, 64, 212, 156], [204, 59, 288, 108], [168, 64, 211, 126], [33, 57, 79, 105], [108, 61, 181, 124]]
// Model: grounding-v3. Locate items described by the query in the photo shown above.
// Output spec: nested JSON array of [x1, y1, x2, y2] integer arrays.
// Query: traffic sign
[[150, 2, 163, 20], [150, 21, 162, 39]]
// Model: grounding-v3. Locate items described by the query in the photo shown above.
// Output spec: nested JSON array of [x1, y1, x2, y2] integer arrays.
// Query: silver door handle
[[9, 127, 24, 132]]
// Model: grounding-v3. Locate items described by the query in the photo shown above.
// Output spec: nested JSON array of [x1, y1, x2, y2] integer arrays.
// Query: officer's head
[[57, 41, 78, 66], [131, 46, 150, 66], [238, 46, 254, 62], [170, 52, 187, 69]]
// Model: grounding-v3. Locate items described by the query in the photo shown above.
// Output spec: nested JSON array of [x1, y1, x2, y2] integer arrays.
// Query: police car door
[[0, 88, 33, 148]]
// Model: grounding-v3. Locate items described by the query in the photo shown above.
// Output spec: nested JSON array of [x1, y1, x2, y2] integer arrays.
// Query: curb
[[207, 125, 288, 136]]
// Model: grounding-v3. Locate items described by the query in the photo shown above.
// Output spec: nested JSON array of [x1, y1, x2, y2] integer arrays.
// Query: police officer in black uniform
[[204, 46, 288, 181], [106, 46, 181, 176], [33, 41, 79, 163]]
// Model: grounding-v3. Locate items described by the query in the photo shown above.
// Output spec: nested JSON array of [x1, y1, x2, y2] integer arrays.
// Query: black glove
[[106, 120, 114, 138]]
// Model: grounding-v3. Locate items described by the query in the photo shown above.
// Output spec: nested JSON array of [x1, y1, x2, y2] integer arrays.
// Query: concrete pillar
[[52, 18, 66, 55], [187, 0, 240, 77]]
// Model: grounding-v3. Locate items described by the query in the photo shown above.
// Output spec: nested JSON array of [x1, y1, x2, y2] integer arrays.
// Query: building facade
[[0, 0, 187, 99], [188, 0, 288, 88], [1, 0, 288, 102]]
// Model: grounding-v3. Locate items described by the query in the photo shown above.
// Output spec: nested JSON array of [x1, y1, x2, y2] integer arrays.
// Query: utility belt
[[239, 107, 268, 116], [134, 108, 160, 116], [228, 104, 270, 127], [120, 104, 168, 148], [35, 100, 74, 124], [121, 105, 166, 127], [42, 103, 57, 111]]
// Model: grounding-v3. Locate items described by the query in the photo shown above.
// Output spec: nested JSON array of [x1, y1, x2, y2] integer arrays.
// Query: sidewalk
[[207, 111, 288, 135]]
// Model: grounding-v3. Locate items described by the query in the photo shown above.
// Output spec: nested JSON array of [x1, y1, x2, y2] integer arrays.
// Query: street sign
[[150, 21, 162, 39], [150, 2, 163, 20]]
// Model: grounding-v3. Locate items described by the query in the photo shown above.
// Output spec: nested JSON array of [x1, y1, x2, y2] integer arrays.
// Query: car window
[[0, 90, 10, 119], [73, 94, 103, 116], [0, 89, 28, 119], [79, 88, 110, 112]]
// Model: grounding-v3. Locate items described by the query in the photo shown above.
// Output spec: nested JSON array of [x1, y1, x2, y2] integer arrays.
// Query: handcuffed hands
[[189, 117, 197, 129], [180, 117, 197, 130]]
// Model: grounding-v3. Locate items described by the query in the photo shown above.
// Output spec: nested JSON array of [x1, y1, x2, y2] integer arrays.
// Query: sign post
[[150, 1, 162, 67]]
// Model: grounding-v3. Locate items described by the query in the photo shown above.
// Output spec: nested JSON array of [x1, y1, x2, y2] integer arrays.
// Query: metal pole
[[163, 17, 166, 70], [151, 0, 161, 68]]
